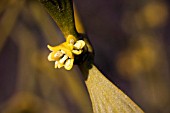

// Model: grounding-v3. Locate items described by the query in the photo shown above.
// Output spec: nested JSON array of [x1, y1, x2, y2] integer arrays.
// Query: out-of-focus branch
[[0, 0, 25, 52]]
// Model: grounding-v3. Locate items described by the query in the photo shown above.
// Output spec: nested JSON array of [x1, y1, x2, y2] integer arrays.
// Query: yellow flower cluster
[[47, 35, 85, 70]]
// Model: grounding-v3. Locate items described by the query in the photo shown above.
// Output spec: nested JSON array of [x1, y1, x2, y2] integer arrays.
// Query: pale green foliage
[[84, 65, 144, 113]]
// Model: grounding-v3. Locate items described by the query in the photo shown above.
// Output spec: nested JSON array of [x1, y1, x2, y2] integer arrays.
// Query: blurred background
[[75, 0, 170, 112], [0, 0, 170, 113]]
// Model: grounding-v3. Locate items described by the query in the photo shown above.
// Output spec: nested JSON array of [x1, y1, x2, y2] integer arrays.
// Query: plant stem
[[39, 0, 78, 38]]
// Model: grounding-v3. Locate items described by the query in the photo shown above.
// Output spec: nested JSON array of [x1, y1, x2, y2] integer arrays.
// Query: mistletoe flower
[[47, 35, 85, 70]]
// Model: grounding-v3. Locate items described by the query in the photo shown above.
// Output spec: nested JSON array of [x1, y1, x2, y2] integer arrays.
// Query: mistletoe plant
[[39, 0, 144, 113]]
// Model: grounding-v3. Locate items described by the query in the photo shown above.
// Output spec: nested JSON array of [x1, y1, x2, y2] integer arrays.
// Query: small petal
[[64, 59, 74, 70], [47, 45, 55, 51], [54, 51, 63, 58], [55, 61, 59, 68], [66, 35, 77, 44], [59, 55, 68, 64], [58, 62, 64, 68], [74, 40, 85, 49], [72, 50, 83, 55], [48, 53, 55, 61], [60, 50, 65, 54], [69, 39, 75, 45]]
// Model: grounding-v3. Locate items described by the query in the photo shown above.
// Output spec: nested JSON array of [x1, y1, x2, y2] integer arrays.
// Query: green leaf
[[83, 64, 144, 113]]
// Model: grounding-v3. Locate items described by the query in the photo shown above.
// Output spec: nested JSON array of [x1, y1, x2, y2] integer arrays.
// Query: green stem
[[39, 0, 78, 38]]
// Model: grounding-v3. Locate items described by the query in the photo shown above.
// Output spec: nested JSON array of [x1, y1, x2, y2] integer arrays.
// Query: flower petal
[[64, 59, 74, 70], [55, 61, 59, 68], [74, 40, 85, 49], [58, 62, 64, 68], [48, 53, 55, 61], [72, 50, 83, 55], [66, 35, 77, 44], [59, 55, 68, 64], [54, 51, 63, 58]]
